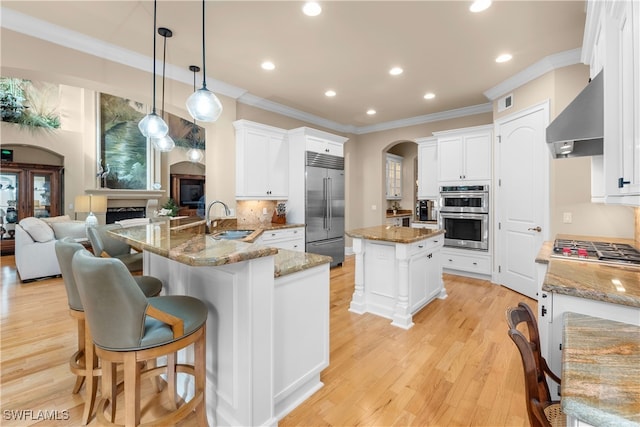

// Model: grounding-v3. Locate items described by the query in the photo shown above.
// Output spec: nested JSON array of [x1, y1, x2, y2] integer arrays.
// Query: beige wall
[[492, 64, 635, 239]]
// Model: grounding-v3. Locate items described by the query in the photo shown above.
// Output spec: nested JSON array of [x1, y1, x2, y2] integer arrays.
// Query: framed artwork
[[98, 93, 206, 189]]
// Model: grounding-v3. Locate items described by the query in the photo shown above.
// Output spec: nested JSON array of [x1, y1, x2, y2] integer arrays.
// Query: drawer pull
[[473, 262, 477, 266], [418, 245, 424, 248], [448, 259, 453, 262]]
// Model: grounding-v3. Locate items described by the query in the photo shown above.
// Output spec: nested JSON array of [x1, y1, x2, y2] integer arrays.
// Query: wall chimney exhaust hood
[[546, 71, 603, 158]]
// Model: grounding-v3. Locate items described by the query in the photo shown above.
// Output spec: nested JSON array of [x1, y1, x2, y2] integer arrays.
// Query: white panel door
[[495, 103, 549, 299]]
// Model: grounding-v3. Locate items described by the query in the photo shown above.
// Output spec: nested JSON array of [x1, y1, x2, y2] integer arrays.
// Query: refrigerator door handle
[[327, 177, 332, 231], [323, 177, 328, 230]]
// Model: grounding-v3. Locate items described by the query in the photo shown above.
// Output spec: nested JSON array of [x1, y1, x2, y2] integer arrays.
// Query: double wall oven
[[440, 185, 489, 251]]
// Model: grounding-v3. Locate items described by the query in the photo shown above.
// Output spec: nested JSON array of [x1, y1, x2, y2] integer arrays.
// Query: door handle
[[528, 226, 542, 232]]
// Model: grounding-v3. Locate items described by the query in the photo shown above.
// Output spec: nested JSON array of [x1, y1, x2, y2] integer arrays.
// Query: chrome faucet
[[205, 200, 231, 228]]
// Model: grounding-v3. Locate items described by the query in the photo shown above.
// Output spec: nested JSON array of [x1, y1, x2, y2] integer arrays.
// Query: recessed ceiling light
[[423, 92, 436, 100], [261, 61, 275, 70], [495, 53, 512, 63], [389, 67, 403, 76], [469, 0, 492, 13], [366, 109, 376, 115], [325, 90, 336, 97], [303, 2, 322, 17]]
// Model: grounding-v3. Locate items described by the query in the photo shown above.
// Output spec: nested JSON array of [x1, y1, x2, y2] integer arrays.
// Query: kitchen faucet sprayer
[[206, 200, 231, 228]]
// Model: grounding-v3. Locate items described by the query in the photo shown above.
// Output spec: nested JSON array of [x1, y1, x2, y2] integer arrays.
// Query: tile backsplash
[[635, 207, 640, 248], [236, 200, 283, 225]]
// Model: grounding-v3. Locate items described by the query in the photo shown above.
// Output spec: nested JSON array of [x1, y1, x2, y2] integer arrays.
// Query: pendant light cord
[[152, 0, 157, 114], [161, 31, 167, 118], [201, 0, 207, 89]]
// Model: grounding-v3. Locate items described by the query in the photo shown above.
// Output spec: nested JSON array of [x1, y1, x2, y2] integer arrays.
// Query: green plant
[[162, 198, 179, 217], [0, 77, 60, 130]]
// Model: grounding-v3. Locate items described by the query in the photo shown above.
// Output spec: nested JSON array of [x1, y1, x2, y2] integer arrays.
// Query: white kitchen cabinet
[[441, 247, 491, 277], [385, 154, 403, 200], [412, 222, 439, 230], [306, 136, 344, 157], [386, 215, 411, 227], [255, 227, 305, 252], [434, 125, 492, 184], [416, 137, 438, 200], [583, 0, 640, 206], [234, 120, 289, 200], [409, 242, 442, 313]]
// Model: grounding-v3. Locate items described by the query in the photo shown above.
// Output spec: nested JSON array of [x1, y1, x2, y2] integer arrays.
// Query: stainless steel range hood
[[546, 71, 603, 158]]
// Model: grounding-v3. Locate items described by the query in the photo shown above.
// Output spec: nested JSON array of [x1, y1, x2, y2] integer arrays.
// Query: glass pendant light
[[151, 26, 175, 152], [139, 0, 169, 138], [186, 65, 204, 163], [186, 0, 223, 122]]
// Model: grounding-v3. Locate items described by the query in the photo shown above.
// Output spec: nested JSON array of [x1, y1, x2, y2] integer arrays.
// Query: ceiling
[[2, 1, 587, 132]]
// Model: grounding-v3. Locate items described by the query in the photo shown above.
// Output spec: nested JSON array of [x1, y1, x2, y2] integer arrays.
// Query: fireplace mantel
[[85, 189, 166, 200]]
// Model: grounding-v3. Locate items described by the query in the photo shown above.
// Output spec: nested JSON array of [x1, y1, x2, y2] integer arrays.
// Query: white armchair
[[15, 216, 86, 282]]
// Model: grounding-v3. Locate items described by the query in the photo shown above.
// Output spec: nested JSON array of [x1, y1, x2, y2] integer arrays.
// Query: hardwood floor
[[0, 254, 535, 426]]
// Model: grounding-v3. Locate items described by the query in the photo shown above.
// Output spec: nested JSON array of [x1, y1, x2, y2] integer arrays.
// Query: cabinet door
[[386, 154, 402, 200], [267, 133, 289, 198], [29, 169, 60, 218], [463, 133, 492, 181], [306, 136, 344, 157], [437, 137, 464, 182], [241, 130, 271, 197], [409, 252, 429, 313], [418, 141, 438, 199]]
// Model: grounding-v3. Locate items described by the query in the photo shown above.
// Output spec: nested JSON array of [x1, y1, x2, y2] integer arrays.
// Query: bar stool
[[55, 239, 163, 425], [87, 224, 144, 274], [71, 249, 208, 427]]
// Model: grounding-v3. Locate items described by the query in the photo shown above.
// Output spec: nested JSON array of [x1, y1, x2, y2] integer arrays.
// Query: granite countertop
[[346, 225, 444, 244], [562, 312, 640, 427], [536, 234, 640, 308], [109, 219, 331, 277]]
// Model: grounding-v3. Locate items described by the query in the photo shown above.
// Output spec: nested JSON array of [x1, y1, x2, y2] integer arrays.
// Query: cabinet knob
[[472, 262, 477, 265], [418, 245, 424, 248], [618, 177, 631, 188], [448, 259, 453, 262]]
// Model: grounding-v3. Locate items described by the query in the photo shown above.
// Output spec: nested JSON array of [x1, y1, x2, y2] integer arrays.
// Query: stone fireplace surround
[[84, 189, 164, 224]]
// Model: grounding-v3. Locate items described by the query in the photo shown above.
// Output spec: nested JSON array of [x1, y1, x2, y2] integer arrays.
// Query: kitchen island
[[109, 218, 331, 426], [346, 225, 445, 329]]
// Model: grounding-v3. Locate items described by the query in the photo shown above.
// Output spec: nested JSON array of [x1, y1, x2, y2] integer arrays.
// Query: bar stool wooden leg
[[81, 320, 99, 425], [195, 324, 207, 426], [72, 317, 86, 394], [167, 352, 178, 410]]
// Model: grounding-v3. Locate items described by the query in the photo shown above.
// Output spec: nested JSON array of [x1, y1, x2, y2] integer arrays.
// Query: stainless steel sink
[[211, 230, 254, 240]]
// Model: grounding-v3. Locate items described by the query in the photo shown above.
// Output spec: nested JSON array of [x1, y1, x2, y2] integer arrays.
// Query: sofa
[[15, 215, 87, 282]]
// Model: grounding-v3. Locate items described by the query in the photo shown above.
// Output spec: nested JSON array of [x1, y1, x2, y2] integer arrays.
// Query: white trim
[[484, 49, 583, 101]]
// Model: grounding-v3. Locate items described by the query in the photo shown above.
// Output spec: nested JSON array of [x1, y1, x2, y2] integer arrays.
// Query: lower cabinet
[[255, 227, 305, 252], [349, 234, 445, 329], [441, 247, 491, 276]]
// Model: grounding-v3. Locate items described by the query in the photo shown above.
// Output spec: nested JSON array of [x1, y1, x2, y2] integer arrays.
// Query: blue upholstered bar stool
[[86, 224, 144, 273], [55, 239, 163, 425], [71, 250, 208, 427]]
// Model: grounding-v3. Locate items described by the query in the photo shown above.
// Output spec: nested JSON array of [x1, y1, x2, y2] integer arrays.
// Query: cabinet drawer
[[259, 227, 304, 242], [442, 251, 491, 274], [408, 237, 443, 256]]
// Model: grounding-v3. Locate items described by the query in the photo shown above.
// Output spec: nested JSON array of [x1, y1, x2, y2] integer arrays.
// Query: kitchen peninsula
[[346, 225, 446, 329], [109, 218, 331, 426]]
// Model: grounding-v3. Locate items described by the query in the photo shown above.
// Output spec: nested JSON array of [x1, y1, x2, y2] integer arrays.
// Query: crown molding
[[353, 103, 493, 135], [483, 48, 583, 101]]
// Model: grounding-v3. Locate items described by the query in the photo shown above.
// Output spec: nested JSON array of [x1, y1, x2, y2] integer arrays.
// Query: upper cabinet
[[584, 0, 640, 205], [234, 120, 289, 200], [434, 125, 493, 184], [306, 136, 344, 157], [416, 137, 438, 200], [386, 154, 403, 200]]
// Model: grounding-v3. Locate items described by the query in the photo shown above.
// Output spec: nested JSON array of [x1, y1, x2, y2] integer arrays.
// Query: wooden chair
[[54, 239, 163, 425], [506, 302, 565, 427], [86, 224, 144, 273], [71, 249, 208, 427]]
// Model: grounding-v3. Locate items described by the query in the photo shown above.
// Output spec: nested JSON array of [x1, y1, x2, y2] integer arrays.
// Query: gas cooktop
[[552, 239, 640, 266]]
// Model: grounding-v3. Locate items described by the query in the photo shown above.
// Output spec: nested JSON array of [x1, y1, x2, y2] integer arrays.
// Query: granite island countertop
[[346, 225, 444, 244], [536, 234, 640, 308], [562, 312, 640, 427], [109, 218, 331, 277]]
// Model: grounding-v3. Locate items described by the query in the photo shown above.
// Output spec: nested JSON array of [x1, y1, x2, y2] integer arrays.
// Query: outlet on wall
[[563, 212, 573, 223]]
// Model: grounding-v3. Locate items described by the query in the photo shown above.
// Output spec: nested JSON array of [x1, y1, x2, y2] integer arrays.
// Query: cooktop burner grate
[[552, 239, 640, 265]]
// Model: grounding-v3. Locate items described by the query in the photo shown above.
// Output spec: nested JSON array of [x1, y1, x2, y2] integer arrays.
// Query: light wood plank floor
[[1, 254, 535, 426]]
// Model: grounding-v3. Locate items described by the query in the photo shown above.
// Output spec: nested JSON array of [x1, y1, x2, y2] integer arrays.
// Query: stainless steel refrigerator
[[305, 152, 345, 267]]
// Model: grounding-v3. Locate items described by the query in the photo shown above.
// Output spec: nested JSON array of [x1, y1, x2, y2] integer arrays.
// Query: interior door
[[495, 103, 549, 299]]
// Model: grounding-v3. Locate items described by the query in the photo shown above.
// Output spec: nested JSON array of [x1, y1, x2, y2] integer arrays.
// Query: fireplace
[[106, 207, 146, 224]]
